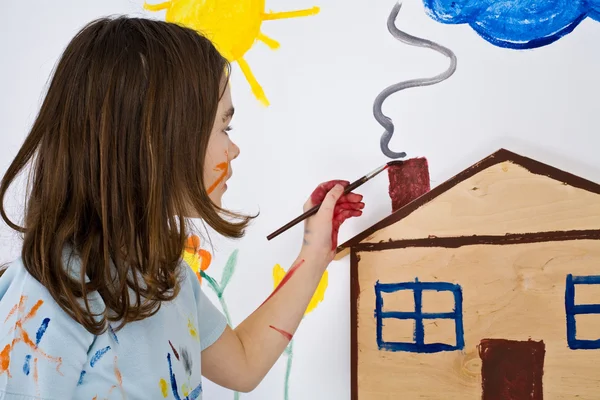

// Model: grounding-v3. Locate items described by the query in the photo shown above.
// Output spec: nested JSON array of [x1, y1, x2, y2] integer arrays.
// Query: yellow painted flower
[[182, 235, 212, 283], [272, 263, 328, 315]]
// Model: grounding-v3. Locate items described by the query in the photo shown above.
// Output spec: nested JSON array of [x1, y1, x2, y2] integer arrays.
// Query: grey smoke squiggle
[[374, 2, 457, 159]]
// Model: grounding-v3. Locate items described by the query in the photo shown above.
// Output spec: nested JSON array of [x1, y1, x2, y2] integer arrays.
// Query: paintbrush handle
[[266, 204, 320, 241], [266, 177, 367, 241]]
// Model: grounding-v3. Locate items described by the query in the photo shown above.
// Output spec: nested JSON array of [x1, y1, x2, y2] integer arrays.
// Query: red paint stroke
[[478, 338, 545, 400], [259, 260, 306, 308], [168, 340, 180, 361], [269, 325, 293, 341], [387, 157, 430, 212], [207, 162, 228, 194]]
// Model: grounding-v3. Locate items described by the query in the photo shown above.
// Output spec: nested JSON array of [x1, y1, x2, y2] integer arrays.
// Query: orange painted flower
[[182, 235, 212, 283]]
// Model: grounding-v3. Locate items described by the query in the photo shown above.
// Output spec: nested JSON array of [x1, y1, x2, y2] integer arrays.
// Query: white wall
[[1, 1, 599, 399]]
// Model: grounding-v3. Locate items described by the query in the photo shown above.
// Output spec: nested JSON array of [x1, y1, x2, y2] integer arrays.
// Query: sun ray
[[143, 1, 172, 12], [144, 1, 320, 105], [237, 57, 269, 106], [257, 32, 280, 49], [262, 7, 320, 21]]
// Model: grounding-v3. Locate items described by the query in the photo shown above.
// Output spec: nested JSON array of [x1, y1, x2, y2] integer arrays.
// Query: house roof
[[335, 148, 600, 254]]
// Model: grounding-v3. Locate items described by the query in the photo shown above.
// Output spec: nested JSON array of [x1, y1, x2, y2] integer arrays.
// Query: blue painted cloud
[[423, 0, 600, 49]]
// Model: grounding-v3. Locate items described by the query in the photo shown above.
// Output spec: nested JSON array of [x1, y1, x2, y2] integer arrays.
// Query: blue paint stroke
[[90, 346, 111, 367], [108, 324, 119, 344], [565, 274, 600, 350], [188, 383, 203, 400], [423, 0, 600, 49], [23, 355, 32, 375], [77, 370, 86, 386], [35, 318, 50, 346], [374, 278, 464, 353], [168, 353, 182, 400]]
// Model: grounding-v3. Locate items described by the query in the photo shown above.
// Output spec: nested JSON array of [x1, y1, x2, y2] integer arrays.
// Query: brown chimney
[[387, 157, 430, 212]]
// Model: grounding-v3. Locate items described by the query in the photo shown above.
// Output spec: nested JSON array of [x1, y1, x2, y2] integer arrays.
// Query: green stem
[[284, 340, 294, 400], [201, 271, 240, 399], [217, 293, 232, 326]]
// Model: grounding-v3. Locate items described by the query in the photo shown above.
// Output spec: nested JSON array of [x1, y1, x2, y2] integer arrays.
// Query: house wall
[[365, 161, 600, 243], [355, 240, 600, 399]]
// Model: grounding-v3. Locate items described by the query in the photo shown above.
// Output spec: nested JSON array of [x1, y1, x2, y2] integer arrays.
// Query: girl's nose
[[230, 141, 240, 160]]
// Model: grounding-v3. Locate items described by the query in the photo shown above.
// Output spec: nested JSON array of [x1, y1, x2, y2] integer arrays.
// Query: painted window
[[565, 274, 600, 350], [374, 278, 464, 353]]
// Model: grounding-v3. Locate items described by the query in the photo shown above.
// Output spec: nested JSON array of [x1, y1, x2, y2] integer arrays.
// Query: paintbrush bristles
[[365, 164, 387, 180]]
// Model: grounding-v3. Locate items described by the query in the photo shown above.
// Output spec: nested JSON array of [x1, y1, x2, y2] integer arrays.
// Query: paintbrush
[[266, 161, 403, 241]]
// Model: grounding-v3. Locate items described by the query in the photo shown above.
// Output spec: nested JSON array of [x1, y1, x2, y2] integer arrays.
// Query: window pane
[[574, 314, 600, 341], [381, 318, 415, 344], [423, 319, 456, 346], [381, 289, 414, 313], [575, 283, 600, 306], [421, 290, 456, 314]]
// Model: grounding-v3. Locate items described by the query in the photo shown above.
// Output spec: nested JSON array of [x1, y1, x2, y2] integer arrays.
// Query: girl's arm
[[201, 181, 363, 392]]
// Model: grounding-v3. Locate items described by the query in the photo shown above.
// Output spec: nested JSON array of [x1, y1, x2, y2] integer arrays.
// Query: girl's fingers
[[306, 180, 350, 210], [337, 192, 363, 204], [333, 209, 362, 223], [335, 202, 365, 211]]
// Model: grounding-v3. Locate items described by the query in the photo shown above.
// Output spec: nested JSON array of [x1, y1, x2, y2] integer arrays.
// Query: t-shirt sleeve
[[0, 261, 94, 399], [184, 264, 228, 351]]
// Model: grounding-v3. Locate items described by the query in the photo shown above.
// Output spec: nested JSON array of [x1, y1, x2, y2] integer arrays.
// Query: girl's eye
[[224, 125, 233, 134]]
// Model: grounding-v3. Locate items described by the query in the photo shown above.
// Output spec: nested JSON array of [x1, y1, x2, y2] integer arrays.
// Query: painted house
[[335, 149, 600, 399]]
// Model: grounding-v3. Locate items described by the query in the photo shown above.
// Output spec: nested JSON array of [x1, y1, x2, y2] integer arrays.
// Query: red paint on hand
[[387, 158, 430, 212], [269, 325, 293, 341], [259, 259, 306, 308], [309, 180, 364, 250]]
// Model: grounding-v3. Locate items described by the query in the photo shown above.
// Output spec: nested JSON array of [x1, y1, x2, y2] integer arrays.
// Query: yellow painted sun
[[144, 0, 320, 106]]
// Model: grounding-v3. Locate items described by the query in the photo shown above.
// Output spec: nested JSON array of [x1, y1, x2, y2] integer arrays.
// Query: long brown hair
[[0, 16, 253, 334]]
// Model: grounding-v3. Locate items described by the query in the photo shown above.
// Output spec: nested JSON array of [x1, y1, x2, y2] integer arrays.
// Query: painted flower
[[272, 264, 328, 316], [182, 235, 212, 283]]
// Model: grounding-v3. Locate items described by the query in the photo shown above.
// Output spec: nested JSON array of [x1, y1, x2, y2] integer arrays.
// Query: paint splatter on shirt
[[0, 249, 227, 399]]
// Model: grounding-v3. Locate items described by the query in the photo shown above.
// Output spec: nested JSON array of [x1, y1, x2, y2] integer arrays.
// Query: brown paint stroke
[[336, 148, 600, 253], [479, 339, 545, 400], [168, 340, 180, 361], [354, 229, 600, 253], [350, 249, 361, 400], [269, 325, 293, 341]]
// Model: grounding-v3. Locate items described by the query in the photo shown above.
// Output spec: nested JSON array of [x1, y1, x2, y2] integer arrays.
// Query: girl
[[0, 16, 363, 399]]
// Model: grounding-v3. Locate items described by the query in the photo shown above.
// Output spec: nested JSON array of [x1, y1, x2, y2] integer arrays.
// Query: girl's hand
[[300, 180, 364, 268]]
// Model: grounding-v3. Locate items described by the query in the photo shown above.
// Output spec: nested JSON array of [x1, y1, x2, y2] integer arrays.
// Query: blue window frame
[[565, 274, 600, 349], [374, 278, 464, 353]]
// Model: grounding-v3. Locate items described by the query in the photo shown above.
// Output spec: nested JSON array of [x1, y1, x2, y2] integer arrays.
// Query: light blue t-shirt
[[0, 249, 227, 399]]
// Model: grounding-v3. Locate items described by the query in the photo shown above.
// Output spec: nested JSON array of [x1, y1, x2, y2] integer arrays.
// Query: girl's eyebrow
[[222, 106, 235, 122]]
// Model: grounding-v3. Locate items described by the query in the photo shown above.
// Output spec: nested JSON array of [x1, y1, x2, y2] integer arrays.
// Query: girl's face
[[204, 83, 239, 207]]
